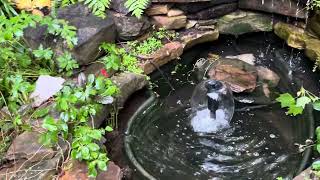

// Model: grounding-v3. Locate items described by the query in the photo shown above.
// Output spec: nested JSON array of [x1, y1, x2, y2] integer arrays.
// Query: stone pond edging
[[2, 0, 320, 179]]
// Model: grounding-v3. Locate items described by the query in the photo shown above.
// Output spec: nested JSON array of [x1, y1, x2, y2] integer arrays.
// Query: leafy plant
[[124, 0, 149, 18], [40, 74, 119, 177], [100, 43, 143, 74], [57, 52, 79, 76], [310, 0, 320, 9], [276, 87, 320, 116], [0, 0, 17, 17]]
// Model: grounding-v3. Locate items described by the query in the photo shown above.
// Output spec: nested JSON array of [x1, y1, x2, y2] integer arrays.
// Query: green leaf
[[81, 146, 90, 160], [42, 116, 58, 131], [105, 126, 113, 132], [313, 101, 320, 111], [87, 143, 100, 151], [312, 161, 320, 171], [276, 93, 295, 108], [97, 160, 107, 171], [287, 105, 304, 116], [32, 107, 50, 119], [296, 96, 311, 108]]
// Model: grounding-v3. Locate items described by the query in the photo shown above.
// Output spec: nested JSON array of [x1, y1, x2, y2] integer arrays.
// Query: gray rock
[[151, 15, 187, 30], [110, 0, 130, 14], [187, 3, 238, 20], [226, 53, 256, 65], [152, 0, 209, 2], [217, 11, 273, 36], [30, 75, 65, 107], [176, 0, 238, 14], [239, 0, 307, 19], [111, 12, 151, 41], [256, 66, 280, 87], [24, 3, 116, 65]]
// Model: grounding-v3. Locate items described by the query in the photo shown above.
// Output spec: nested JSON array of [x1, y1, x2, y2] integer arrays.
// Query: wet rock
[[256, 66, 280, 87], [176, 0, 238, 14], [151, 15, 187, 30], [293, 167, 315, 180], [59, 160, 122, 180], [208, 58, 257, 93], [186, 20, 198, 29], [305, 38, 320, 63], [139, 42, 184, 74], [274, 22, 307, 49], [5, 131, 55, 163], [308, 15, 320, 38], [167, 9, 184, 17], [217, 11, 273, 36], [226, 53, 255, 65], [111, 12, 151, 41], [179, 29, 219, 50], [239, 0, 307, 19], [30, 75, 65, 107], [111, 73, 149, 108], [24, 4, 116, 65], [187, 3, 238, 20], [146, 4, 171, 15]]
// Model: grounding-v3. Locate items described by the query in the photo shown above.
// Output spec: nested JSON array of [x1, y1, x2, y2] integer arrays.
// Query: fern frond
[[124, 0, 149, 18], [0, 0, 18, 18], [79, 0, 111, 18]]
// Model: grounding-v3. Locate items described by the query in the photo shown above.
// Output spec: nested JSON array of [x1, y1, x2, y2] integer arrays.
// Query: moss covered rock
[[274, 22, 307, 49]]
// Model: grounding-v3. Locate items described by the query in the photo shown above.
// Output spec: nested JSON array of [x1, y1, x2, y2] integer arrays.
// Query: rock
[[5, 131, 55, 163], [186, 20, 198, 29], [176, 0, 238, 13], [59, 160, 122, 180], [146, 4, 171, 15], [262, 83, 271, 98], [179, 29, 219, 50], [111, 73, 149, 108], [24, 4, 116, 66], [305, 38, 320, 63], [208, 58, 257, 93], [293, 167, 319, 180], [151, 15, 187, 30], [111, 12, 151, 41], [239, 0, 307, 19], [274, 22, 307, 49], [217, 11, 273, 36], [30, 75, 65, 107], [0, 156, 60, 179], [110, 0, 129, 14], [167, 9, 184, 17], [308, 14, 320, 38], [226, 53, 256, 65], [152, 0, 209, 2], [187, 3, 238, 20], [256, 66, 280, 87], [140, 42, 184, 74]]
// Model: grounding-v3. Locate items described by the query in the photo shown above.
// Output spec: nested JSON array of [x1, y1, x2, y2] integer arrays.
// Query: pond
[[124, 32, 320, 180]]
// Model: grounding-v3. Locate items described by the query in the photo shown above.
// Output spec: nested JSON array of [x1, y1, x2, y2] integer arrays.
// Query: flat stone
[[226, 53, 256, 65], [30, 75, 65, 107], [24, 3, 116, 65], [111, 12, 151, 41], [179, 29, 219, 50], [239, 0, 307, 19], [274, 22, 307, 49], [6, 131, 55, 163], [208, 58, 257, 93], [140, 41, 184, 74], [167, 9, 184, 17], [146, 4, 171, 16], [151, 15, 187, 30], [256, 66, 280, 87], [217, 11, 273, 36], [187, 3, 238, 20], [176, 0, 238, 14]]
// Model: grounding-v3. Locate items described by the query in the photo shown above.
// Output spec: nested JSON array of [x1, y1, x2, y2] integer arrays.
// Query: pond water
[[126, 32, 319, 180]]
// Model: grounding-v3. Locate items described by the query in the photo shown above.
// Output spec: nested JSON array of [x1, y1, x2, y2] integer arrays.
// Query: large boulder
[[110, 0, 130, 14], [176, 0, 238, 14], [239, 0, 307, 19], [111, 12, 151, 41], [207, 58, 258, 93], [179, 29, 219, 50], [146, 4, 172, 16], [217, 11, 273, 36], [24, 4, 116, 65], [274, 22, 307, 49], [187, 3, 238, 20]]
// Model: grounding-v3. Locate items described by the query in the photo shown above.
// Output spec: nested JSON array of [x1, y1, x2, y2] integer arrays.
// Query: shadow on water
[[123, 32, 320, 180]]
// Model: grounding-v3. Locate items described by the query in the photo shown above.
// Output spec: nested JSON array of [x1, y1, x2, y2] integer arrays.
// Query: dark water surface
[[127, 33, 320, 180]]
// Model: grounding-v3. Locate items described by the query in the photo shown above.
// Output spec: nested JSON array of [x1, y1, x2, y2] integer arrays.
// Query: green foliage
[[124, 0, 149, 18], [40, 74, 119, 177], [100, 43, 143, 74], [276, 87, 320, 116], [310, 0, 320, 9], [127, 27, 178, 56], [0, 0, 17, 18], [57, 52, 79, 76]]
